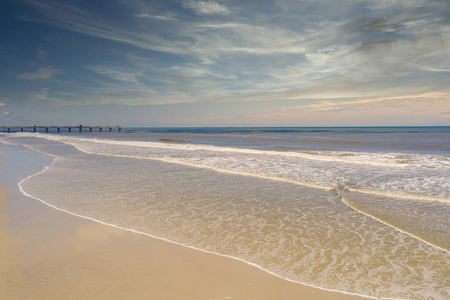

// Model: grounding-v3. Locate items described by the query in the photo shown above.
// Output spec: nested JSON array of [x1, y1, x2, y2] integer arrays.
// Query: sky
[[1, 0, 449, 127]]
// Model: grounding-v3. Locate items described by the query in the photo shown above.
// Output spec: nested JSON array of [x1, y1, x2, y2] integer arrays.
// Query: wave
[[339, 192, 450, 254], [46, 138, 450, 204], [21, 133, 423, 168], [347, 188, 450, 204], [4, 133, 450, 204]]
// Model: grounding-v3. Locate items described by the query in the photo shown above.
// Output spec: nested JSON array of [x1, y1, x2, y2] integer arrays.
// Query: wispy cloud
[[135, 13, 178, 21], [37, 47, 48, 60], [31, 87, 50, 101], [17, 66, 63, 80], [21, 0, 191, 55], [287, 92, 450, 113], [85, 65, 144, 85], [183, 0, 231, 15], [234, 92, 450, 126], [0, 102, 5, 107]]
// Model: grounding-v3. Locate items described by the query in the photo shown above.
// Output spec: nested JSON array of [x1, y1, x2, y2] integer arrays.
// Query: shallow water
[[1, 127, 449, 299]]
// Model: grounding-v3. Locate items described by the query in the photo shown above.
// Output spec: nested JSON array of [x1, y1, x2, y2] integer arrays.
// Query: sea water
[[1, 127, 449, 299]]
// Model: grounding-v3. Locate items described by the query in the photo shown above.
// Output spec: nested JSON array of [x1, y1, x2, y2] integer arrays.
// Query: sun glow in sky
[[1, 0, 449, 126]]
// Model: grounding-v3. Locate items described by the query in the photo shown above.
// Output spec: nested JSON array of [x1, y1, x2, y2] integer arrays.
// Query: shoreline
[[0, 146, 369, 300]]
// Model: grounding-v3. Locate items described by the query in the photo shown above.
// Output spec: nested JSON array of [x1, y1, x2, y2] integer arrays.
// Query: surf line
[[347, 188, 450, 204], [9, 136, 448, 206], [48, 141, 450, 205], [17, 162, 385, 300], [337, 191, 450, 255], [51, 141, 335, 192], [29, 133, 410, 168]]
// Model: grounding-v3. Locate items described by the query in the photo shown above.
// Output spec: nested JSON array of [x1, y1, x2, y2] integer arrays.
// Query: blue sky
[[1, 0, 449, 126]]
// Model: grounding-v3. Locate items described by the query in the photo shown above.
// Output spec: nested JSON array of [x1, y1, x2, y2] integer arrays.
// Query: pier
[[0, 125, 122, 133]]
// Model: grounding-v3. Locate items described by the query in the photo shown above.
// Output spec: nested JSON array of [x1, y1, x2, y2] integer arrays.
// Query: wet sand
[[0, 160, 368, 300]]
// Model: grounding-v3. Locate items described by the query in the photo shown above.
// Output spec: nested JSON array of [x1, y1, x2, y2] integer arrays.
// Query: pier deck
[[0, 125, 122, 133]]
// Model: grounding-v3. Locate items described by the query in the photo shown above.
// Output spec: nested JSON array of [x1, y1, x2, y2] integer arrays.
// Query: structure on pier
[[0, 125, 122, 133]]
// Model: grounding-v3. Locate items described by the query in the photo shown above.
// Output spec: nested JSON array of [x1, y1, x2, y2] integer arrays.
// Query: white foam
[[347, 188, 450, 204], [5, 133, 450, 205], [19, 133, 417, 168]]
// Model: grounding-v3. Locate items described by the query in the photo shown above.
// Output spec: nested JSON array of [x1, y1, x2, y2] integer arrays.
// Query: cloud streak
[[17, 66, 63, 80], [21, 0, 193, 55], [183, 0, 231, 15], [31, 87, 50, 101], [234, 92, 450, 127], [297, 93, 450, 112]]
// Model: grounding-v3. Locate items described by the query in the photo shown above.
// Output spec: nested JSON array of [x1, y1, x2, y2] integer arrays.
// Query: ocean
[[1, 127, 449, 299]]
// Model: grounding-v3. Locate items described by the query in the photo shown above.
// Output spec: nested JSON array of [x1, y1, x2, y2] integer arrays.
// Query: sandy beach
[[0, 155, 368, 300]]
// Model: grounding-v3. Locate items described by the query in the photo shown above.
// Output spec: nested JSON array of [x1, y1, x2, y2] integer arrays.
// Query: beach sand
[[0, 160, 368, 300]]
